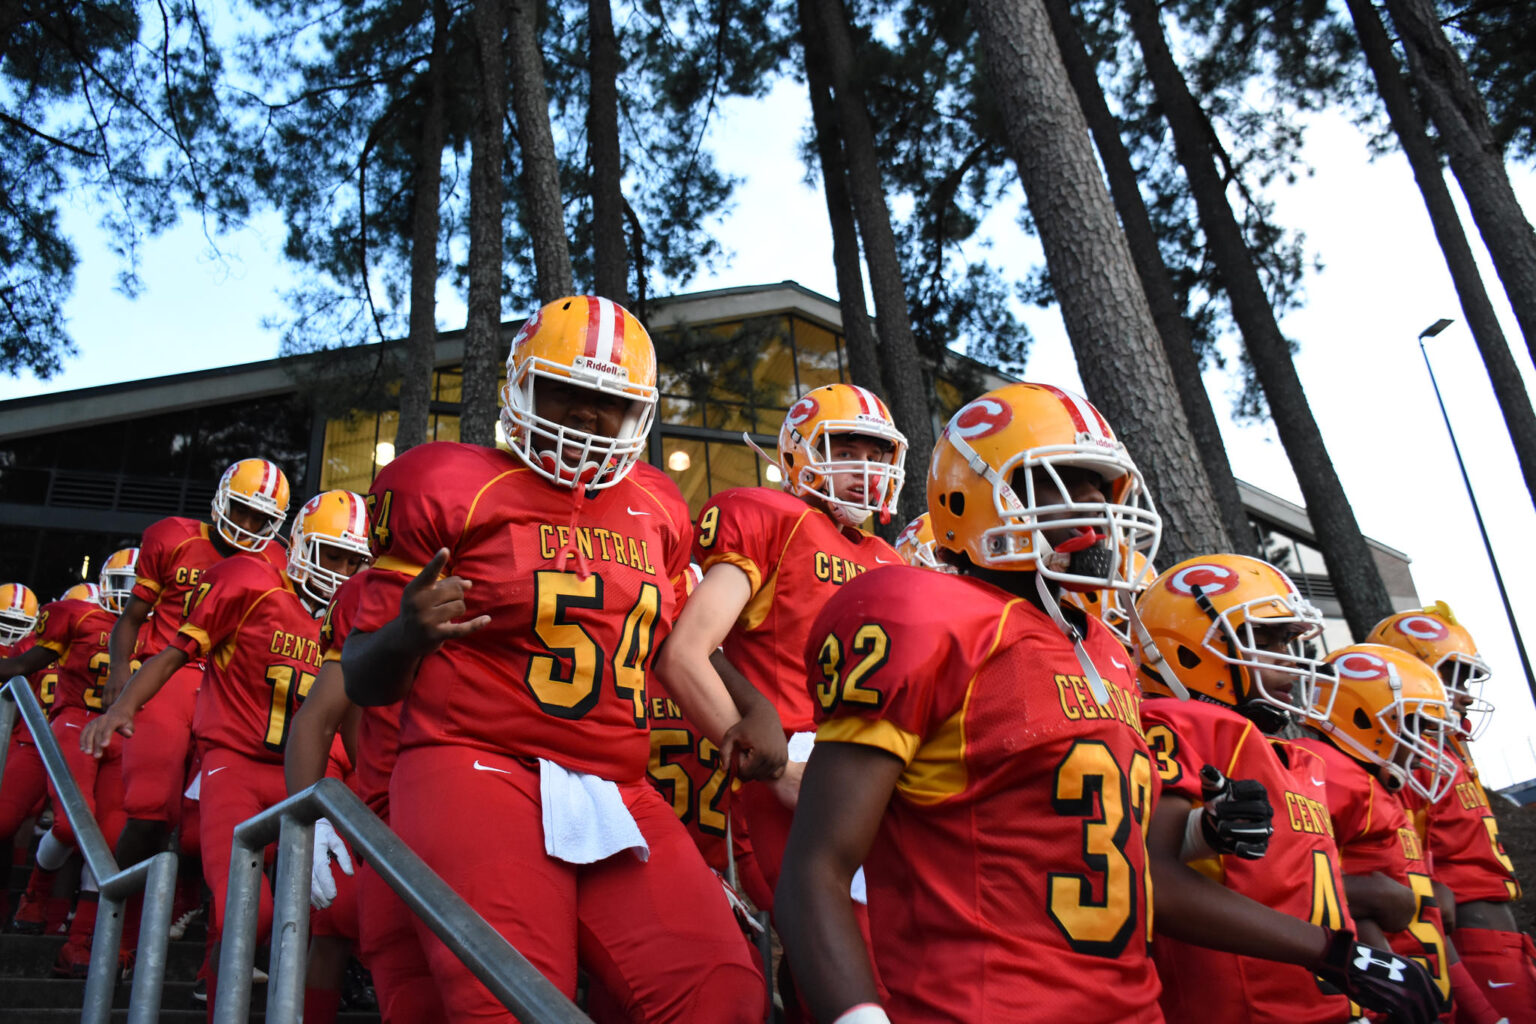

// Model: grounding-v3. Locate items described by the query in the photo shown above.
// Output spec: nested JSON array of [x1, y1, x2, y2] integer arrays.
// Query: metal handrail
[[215, 776, 591, 1024], [0, 676, 177, 1024]]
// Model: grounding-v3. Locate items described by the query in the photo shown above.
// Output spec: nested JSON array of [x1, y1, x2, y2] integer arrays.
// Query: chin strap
[[1125, 601, 1191, 701], [1036, 573, 1110, 706]]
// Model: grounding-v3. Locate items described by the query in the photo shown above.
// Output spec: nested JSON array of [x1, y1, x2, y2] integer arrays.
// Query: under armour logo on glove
[[1316, 927, 1445, 1024], [1352, 945, 1407, 983]]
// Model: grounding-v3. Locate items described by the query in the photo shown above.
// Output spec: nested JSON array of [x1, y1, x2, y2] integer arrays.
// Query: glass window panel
[[187, 396, 311, 487], [118, 411, 195, 478], [790, 318, 844, 392], [658, 396, 703, 427], [660, 437, 709, 517], [54, 423, 126, 474], [706, 441, 763, 495], [704, 401, 756, 433], [1259, 528, 1299, 575], [433, 369, 463, 405], [1294, 539, 1329, 576], [429, 415, 460, 444], [934, 377, 968, 422], [321, 411, 385, 495]]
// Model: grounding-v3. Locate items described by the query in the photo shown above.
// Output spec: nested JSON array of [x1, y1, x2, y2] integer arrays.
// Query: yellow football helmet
[[1312, 644, 1457, 802], [1063, 550, 1154, 646], [775, 383, 907, 527], [288, 490, 371, 607], [1368, 603, 1493, 739], [1134, 554, 1324, 730], [894, 513, 953, 572], [500, 295, 658, 490], [60, 582, 102, 605], [927, 383, 1159, 591], [98, 548, 139, 615], [0, 583, 39, 646], [212, 458, 291, 551]]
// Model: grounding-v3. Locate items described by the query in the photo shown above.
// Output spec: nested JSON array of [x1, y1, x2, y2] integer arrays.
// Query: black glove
[[1315, 927, 1446, 1024], [1199, 764, 1273, 860]]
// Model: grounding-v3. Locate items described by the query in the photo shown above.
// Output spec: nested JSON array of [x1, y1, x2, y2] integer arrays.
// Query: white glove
[[310, 817, 354, 909]]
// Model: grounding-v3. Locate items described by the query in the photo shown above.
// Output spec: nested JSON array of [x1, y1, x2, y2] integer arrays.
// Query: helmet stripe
[[850, 385, 876, 417], [583, 296, 625, 366], [257, 460, 274, 498], [1037, 384, 1109, 439]]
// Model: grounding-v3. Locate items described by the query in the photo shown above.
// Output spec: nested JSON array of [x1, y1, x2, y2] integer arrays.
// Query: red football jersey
[[807, 567, 1163, 1023], [695, 486, 899, 734], [354, 442, 693, 782], [132, 516, 287, 660], [173, 553, 321, 763], [1416, 745, 1521, 904], [646, 670, 741, 875], [320, 568, 400, 819], [33, 599, 115, 716], [1294, 736, 1450, 1003], [2, 636, 39, 732], [1139, 698, 1353, 1024]]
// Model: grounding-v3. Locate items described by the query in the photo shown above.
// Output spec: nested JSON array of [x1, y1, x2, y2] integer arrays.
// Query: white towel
[[539, 759, 649, 865], [784, 731, 867, 905], [184, 771, 201, 801]]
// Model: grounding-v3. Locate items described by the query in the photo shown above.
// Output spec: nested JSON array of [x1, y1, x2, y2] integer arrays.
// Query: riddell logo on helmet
[[949, 397, 1011, 439], [1396, 616, 1449, 642], [574, 356, 627, 380], [1165, 564, 1240, 597]]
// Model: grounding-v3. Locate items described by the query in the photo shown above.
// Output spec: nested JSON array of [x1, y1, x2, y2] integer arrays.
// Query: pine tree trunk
[[1123, 0, 1390, 637], [463, 0, 508, 445], [397, 0, 450, 454], [797, 0, 881, 393], [809, 0, 936, 526], [967, 0, 1232, 567], [1043, 0, 1256, 557], [508, 0, 573, 301], [587, 0, 628, 304], [1349, 0, 1536, 509], [1382, 0, 1536, 364]]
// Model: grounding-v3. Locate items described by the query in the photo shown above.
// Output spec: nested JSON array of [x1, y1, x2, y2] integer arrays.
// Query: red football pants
[[0, 736, 48, 843], [734, 779, 792, 912], [389, 745, 765, 1023], [310, 838, 359, 943], [197, 746, 286, 940], [1455, 927, 1536, 1023], [121, 661, 201, 825], [47, 707, 125, 851], [357, 858, 445, 1024]]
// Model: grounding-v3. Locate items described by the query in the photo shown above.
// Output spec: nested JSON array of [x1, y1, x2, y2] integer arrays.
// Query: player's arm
[[342, 550, 488, 707], [285, 661, 352, 796], [80, 645, 189, 757], [654, 562, 786, 781], [1343, 871, 1416, 934], [104, 595, 151, 704], [1149, 791, 1332, 963], [776, 740, 903, 1022], [0, 645, 59, 681], [1433, 880, 1456, 932]]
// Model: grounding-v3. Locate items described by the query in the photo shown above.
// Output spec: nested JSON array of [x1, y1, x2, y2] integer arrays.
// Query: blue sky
[[7, 77, 1536, 787]]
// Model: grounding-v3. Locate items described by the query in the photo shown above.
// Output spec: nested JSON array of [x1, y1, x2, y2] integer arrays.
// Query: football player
[[775, 383, 1165, 1023], [655, 380, 907, 914], [106, 458, 290, 874], [0, 570, 129, 975], [83, 490, 368, 1017], [1298, 643, 1507, 1022], [1134, 554, 1443, 1024], [342, 296, 768, 1021], [1370, 606, 1536, 1021], [284, 566, 445, 1024], [891, 512, 950, 572]]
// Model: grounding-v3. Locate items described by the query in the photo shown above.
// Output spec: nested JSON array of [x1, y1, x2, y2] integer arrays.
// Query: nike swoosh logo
[[1488, 981, 1514, 988], [1110, 657, 1127, 670], [626, 507, 651, 517], [207, 767, 227, 776], [874, 557, 895, 564], [63, 723, 81, 729], [1311, 777, 1326, 787], [472, 760, 511, 774]]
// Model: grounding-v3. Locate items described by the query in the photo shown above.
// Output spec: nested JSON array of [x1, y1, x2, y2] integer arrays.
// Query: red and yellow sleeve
[[32, 601, 79, 657], [1139, 699, 1236, 802], [692, 489, 784, 598], [172, 558, 260, 660], [131, 519, 176, 603]]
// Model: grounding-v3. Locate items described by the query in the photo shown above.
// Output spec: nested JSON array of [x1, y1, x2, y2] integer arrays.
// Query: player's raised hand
[[80, 703, 136, 759], [398, 549, 490, 653]]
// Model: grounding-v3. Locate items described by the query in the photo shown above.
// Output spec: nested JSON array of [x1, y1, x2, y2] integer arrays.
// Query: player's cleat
[[167, 903, 203, 941], [191, 977, 207, 1004], [51, 932, 93, 978], [9, 865, 58, 934]]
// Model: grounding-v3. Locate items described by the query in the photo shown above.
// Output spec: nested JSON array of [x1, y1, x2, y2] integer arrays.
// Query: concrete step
[[0, 977, 213, 1010], [0, 934, 208, 979], [0, 1012, 380, 1023]]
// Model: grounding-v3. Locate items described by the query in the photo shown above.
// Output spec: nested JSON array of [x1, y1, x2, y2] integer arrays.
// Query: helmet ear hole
[[1353, 709, 1372, 730], [949, 492, 965, 516], [1177, 645, 1202, 670]]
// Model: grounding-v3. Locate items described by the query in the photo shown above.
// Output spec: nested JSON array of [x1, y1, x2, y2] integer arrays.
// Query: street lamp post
[[1417, 318, 1536, 710]]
